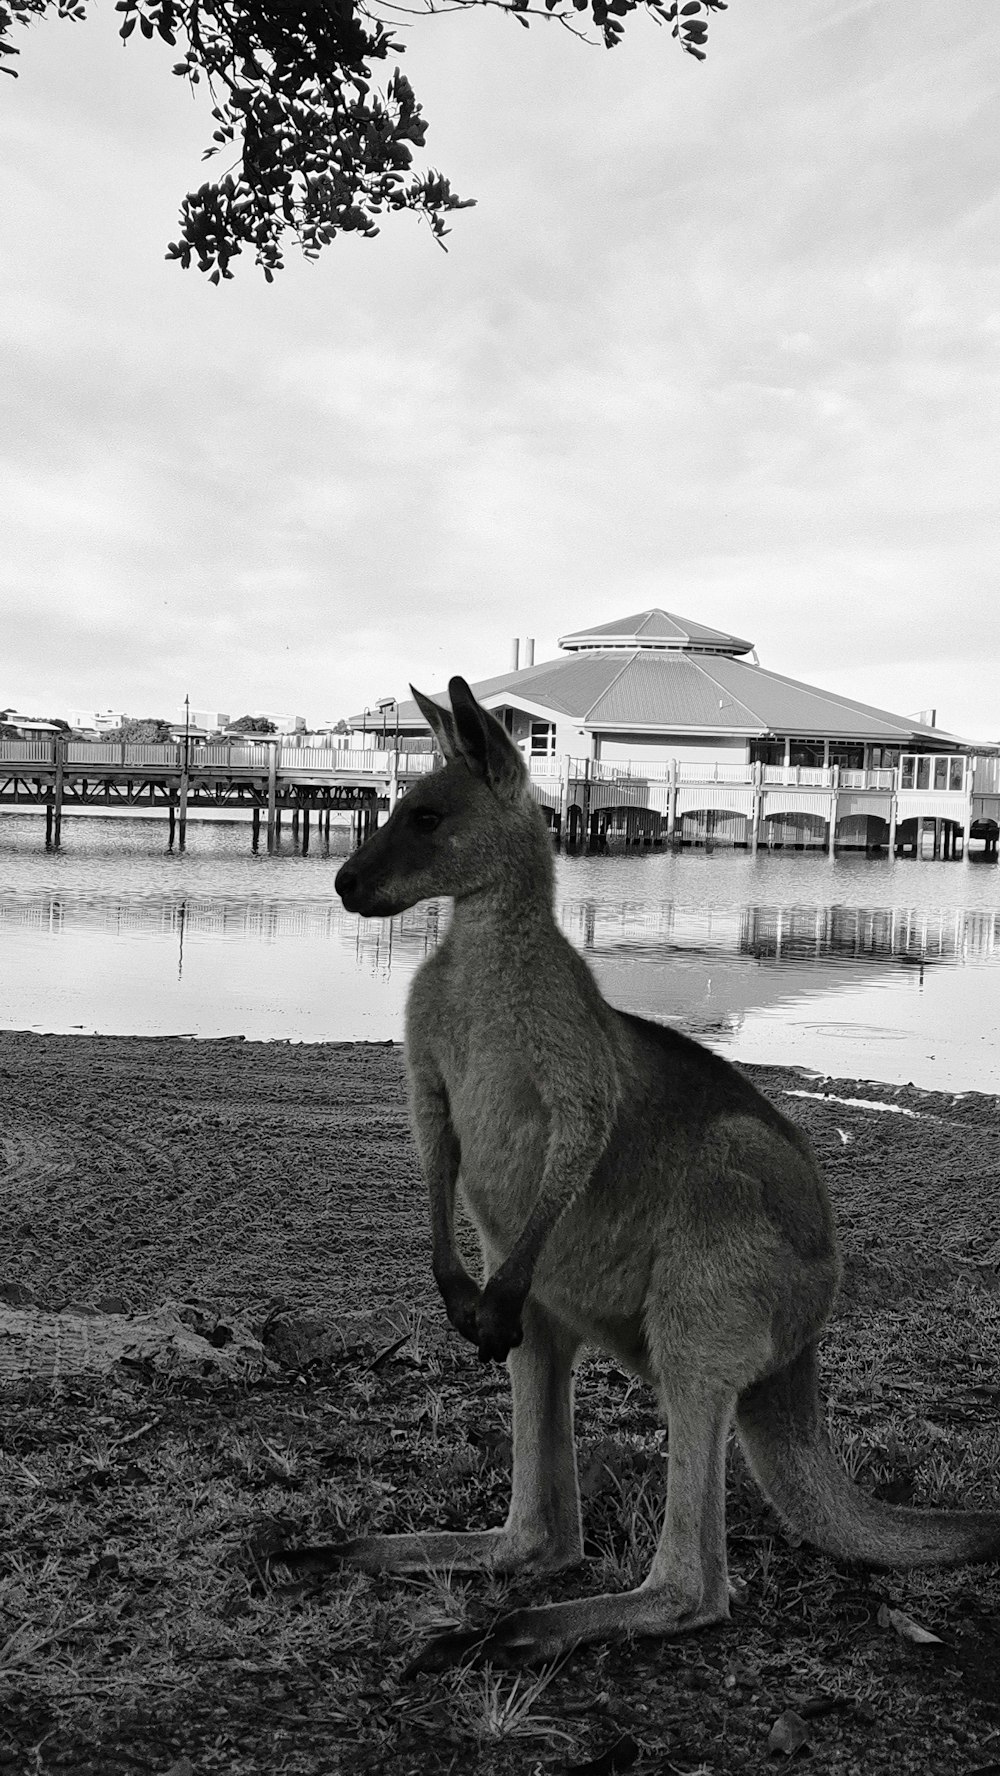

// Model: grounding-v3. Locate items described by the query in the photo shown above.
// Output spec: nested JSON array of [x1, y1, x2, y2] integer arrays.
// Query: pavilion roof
[[353, 609, 966, 746]]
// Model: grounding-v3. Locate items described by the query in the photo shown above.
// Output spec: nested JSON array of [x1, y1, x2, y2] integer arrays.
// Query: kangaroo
[[287, 676, 1000, 1667]]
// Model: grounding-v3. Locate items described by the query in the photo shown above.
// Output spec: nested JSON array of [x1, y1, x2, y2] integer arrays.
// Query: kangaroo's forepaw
[[439, 1275, 482, 1346], [475, 1288, 524, 1364]]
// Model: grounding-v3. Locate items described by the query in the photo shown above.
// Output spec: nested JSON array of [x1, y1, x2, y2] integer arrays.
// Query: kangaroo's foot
[[406, 1583, 731, 1672], [273, 1527, 583, 1579]]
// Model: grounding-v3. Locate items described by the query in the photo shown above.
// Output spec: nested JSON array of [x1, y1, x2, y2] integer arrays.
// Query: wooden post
[[178, 753, 189, 852], [302, 805, 310, 854], [168, 799, 176, 849], [751, 761, 761, 854], [45, 802, 53, 847], [252, 807, 260, 852], [558, 756, 571, 850], [266, 742, 278, 852], [887, 792, 897, 857], [666, 758, 678, 841], [52, 733, 65, 849], [827, 765, 838, 857]]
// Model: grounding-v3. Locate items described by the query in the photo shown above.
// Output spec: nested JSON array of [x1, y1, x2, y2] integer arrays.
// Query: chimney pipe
[[511, 638, 520, 671], [525, 637, 535, 667]]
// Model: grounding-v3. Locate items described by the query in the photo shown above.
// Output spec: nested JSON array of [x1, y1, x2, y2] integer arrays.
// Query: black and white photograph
[[1, 1, 999, 1770]]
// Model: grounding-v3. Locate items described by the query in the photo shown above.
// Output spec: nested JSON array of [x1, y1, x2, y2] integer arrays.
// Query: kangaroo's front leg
[[407, 1059, 488, 1348], [278, 1301, 583, 1579], [477, 1086, 616, 1363]]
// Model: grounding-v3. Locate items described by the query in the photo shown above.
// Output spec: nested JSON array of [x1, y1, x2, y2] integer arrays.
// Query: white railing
[[0, 740, 52, 763], [678, 762, 754, 784], [838, 768, 896, 790], [3, 739, 995, 798], [66, 743, 127, 764], [194, 745, 271, 768]]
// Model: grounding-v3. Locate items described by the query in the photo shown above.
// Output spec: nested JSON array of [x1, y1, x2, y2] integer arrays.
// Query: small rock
[[0, 1280, 36, 1306], [768, 1710, 811, 1756]]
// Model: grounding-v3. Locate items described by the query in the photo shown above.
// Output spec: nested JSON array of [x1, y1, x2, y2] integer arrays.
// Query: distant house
[[348, 608, 966, 769], [68, 708, 127, 735], [184, 707, 231, 732], [0, 714, 62, 739]]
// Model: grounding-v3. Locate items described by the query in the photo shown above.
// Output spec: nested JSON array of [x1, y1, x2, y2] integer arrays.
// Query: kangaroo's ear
[[410, 685, 460, 762], [448, 677, 527, 798]]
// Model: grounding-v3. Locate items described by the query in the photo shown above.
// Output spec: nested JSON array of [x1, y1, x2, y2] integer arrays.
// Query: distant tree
[[229, 713, 277, 734], [117, 716, 175, 742], [46, 716, 71, 731], [1, 0, 725, 280], [334, 718, 350, 734], [0, 721, 17, 739]]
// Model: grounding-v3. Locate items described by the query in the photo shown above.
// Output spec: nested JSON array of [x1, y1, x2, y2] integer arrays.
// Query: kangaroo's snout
[[335, 850, 402, 917], [334, 860, 363, 913]]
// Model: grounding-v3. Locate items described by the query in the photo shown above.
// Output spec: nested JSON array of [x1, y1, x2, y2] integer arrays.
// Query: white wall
[[596, 735, 750, 765]]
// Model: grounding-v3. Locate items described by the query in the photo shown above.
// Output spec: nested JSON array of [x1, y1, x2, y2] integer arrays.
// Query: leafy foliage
[[115, 716, 176, 742], [229, 713, 277, 732], [1, 0, 726, 277]]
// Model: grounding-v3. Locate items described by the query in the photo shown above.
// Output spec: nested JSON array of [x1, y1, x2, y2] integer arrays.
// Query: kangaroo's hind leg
[[277, 1298, 583, 1578], [413, 1378, 735, 1669]]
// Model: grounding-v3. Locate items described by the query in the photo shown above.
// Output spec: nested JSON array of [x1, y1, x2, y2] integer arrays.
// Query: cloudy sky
[[1, 0, 998, 735]]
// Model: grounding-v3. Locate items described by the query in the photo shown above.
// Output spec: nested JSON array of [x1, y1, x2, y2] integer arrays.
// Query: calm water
[[0, 813, 998, 1092]]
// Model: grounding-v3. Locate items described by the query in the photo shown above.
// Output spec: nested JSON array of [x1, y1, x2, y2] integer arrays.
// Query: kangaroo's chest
[[410, 955, 549, 1234]]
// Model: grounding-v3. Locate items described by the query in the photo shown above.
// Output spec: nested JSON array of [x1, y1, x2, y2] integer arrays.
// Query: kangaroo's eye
[[412, 809, 441, 833]]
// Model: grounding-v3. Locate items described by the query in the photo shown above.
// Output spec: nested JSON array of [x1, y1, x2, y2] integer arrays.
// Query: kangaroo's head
[[335, 677, 551, 917]]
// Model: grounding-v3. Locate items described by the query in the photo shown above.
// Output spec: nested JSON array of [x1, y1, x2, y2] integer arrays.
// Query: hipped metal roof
[[357, 609, 962, 746]]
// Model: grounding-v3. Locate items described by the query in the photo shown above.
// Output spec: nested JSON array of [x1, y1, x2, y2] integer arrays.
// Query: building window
[[869, 746, 900, 770], [829, 743, 865, 770], [750, 741, 784, 766], [530, 721, 555, 756], [789, 739, 825, 768]]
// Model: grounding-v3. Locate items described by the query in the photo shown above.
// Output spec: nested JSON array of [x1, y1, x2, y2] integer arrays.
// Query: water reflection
[[0, 818, 998, 1088]]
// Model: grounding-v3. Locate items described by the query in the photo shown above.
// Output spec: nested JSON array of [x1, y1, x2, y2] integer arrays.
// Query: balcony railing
[[1, 741, 995, 796]]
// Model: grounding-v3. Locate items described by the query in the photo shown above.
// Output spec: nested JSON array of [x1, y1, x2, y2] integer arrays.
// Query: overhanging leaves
[[1, 0, 727, 276]]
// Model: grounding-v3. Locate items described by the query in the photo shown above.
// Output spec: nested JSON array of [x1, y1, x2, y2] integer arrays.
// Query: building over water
[[349, 609, 1000, 855], [365, 608, 965, 769]]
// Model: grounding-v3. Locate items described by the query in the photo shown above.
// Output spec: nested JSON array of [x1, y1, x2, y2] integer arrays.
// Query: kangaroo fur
[[312, 676, 1000, 1664]]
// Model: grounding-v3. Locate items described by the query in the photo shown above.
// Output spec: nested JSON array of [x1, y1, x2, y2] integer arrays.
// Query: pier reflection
[[561, 897, 1000, 969]]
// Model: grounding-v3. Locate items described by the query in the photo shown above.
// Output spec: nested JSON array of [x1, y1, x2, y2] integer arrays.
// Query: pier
[[1, 739, 998, 856], [0, 738, 433, 853]]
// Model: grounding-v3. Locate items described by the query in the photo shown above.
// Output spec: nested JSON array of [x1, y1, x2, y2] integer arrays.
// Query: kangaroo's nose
[[335, 861, 358, 905]]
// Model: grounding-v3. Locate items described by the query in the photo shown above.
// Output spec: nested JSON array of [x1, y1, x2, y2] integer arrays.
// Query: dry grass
[[2, 1037, 999, 1773]]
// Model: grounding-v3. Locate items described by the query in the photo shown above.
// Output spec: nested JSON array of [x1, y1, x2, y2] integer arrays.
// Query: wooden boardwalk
[[0, 738, 434, 852], [1, 739, 998, 855]]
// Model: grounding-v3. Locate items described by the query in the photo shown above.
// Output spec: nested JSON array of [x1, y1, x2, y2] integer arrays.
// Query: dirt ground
[[1, 1033, 999, 1775]]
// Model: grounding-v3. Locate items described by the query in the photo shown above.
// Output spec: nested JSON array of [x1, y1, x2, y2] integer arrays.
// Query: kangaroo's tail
[[736, 1342, 1000, 1569]]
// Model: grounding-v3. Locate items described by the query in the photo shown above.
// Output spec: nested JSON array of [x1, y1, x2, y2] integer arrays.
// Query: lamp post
[[376, 695, 396, 750]]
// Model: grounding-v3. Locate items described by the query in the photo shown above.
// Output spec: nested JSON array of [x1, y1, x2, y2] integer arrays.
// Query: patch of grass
[[2, 1278, 999, 1775]]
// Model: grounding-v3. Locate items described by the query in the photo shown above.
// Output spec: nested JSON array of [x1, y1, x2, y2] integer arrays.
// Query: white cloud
[[0, 0, 997, 737]]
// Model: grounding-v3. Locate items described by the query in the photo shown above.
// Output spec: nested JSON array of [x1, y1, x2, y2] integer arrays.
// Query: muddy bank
[[1, 1033, 997, 1328]]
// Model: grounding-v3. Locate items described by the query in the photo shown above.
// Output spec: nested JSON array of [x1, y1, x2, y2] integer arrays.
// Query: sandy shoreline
[[1, 1032, 998, 1333]]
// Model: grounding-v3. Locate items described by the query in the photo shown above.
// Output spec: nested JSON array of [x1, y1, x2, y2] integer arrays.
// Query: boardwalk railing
[[0, 740, 440, 777]]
